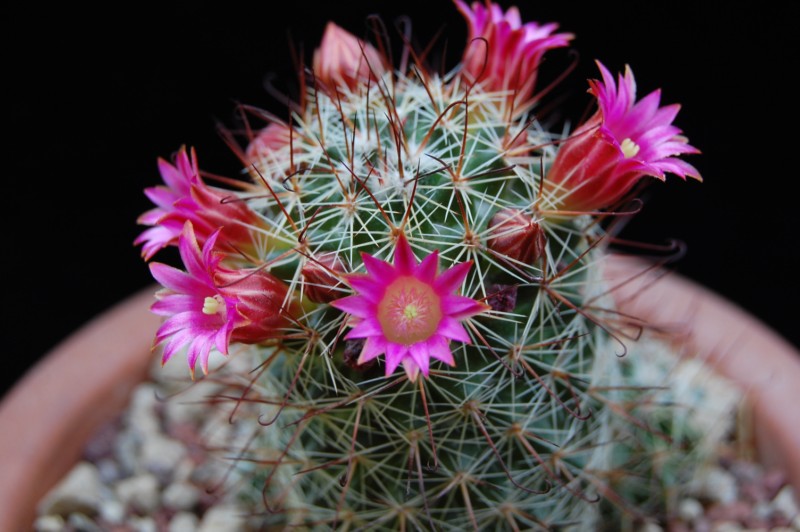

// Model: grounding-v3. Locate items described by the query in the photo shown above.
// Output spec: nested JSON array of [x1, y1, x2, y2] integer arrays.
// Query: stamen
[[620, 138, 640, 158], [377, 276, 442, 344], [202, 295, 223, 315]]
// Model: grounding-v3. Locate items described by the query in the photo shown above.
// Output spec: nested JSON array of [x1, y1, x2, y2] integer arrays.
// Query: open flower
[[544, 61, 701, 212], [136, 145, 265, 261], [455, 0, 572, 103], [312, 22, 386, 92], [150, 222, 293, 376], [331, 234, 489, 381]]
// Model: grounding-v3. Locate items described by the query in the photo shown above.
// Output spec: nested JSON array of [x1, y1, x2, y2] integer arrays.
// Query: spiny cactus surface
[[136, 2, 711, 530]]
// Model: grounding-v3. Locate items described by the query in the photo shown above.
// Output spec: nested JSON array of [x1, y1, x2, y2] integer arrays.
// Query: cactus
[[136, 2, 722, 529]]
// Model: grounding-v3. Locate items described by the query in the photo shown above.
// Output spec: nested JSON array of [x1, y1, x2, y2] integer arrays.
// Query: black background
[[5, 2, 798, 397]]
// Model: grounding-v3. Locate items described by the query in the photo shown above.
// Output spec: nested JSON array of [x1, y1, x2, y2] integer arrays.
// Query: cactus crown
[[137, 2, 708, 529]]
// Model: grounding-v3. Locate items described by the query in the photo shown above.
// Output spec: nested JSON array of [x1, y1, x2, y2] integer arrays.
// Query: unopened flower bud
[[486, 284, 518, 313], [312, 22, 385, 91], [343, 339, 375, 371], [486, 208, 546, 264], [302, 252, 347, 303], [215, 268, 295, 344]]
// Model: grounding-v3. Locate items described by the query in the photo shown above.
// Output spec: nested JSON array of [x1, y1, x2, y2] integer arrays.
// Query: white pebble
[[115, 473, 160, 513], [697, 467, 738, 505], [678, 497, 704, 521], [67, 512, 103, 532], [140, 432, 187, 477], [198, 505, 248, 532], [752, 500, 772, 521], [33, 515, 64, 532], [163, 481, 201, 511], [98, 498, 126, 524], [37, 461, 104, 516], [128, 384, 162, 436], [128, 515, 158, 532], [169, 512, 200, 532], [770, 485, 799, 520]]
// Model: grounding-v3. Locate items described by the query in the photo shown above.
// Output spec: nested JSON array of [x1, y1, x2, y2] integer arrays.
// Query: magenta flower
[[544, 61, 701, 212], [331, 234, 489, 382], [150, 222, 293, 376], [135, 145, 265, 261], [455, 0, 572, 103]]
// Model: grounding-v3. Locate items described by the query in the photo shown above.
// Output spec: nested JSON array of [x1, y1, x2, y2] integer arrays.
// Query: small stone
[[128, 515, 158, 532], [128, 384, 162, 436], [708, 521, 742, 532], [141, 432, 187, 478], [698, 467, 739, 505], [770, 486, 799, 521], [33, 515, 65, 532], [98, 498, 126, 524], [163, 481, 201, 511], [95, 457, 123, 484], [751, 500, 772, 522], [115, 473, 161, 514], [38, 461, 103, 516], [678, 498, 704, 521], [197, 505, 248, 532], [169, 512, 200, 532], [67, 512, 103, 532], [114, 427, 140, 476]]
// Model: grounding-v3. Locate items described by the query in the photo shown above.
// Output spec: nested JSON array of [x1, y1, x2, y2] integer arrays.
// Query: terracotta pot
[[1, 260, 798, 531]]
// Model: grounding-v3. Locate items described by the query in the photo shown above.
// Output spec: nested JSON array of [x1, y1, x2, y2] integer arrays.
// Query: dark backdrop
[[5, 2, 797, 397]]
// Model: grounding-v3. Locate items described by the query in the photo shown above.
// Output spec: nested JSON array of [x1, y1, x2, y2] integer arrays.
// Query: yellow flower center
[[620, 138, 640, 158], [202, 295, 223, 315], [377, 276, 442, 345]]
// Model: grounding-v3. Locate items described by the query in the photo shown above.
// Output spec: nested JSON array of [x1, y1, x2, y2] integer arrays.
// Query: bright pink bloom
[[312, 22, 386, 91], [545, 62, 701, 212], [331, 234, 489, 382], [455, 0, 572, 102], [135, 146, 264, 261], [150, 222, 293, 376]]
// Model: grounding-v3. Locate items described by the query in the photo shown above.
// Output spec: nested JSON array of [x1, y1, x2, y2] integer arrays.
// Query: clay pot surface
[[1, 259, 798, 531]]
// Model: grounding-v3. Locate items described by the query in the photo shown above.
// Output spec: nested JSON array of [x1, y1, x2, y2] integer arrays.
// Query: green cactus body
[[214, 74, 699, 530]]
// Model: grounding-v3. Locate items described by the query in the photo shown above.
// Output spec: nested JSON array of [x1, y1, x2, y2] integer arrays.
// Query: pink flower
[[150, 222, 293, 376], [331, 234, 489, 382], [312, 22, 386, 91], [455, 0, 572, 103], [544, 61, 702, 212], [135, 146, 265, 261]]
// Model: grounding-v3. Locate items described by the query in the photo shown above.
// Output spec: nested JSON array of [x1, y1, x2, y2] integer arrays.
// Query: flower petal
[[345, 318, 383, 339], [330, 294, 374, 318], [393, 233, 417, 275], [358, 336, 387, 364], [384, 342, 409, 377], [436, 317, 472, 343], [434, 261, 472, 294]]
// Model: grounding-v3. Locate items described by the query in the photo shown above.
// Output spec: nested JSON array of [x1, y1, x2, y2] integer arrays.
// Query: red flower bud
[[215, 268, 296, 344], [486, 208, 546, 264], [301, 252, 347, 303]]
